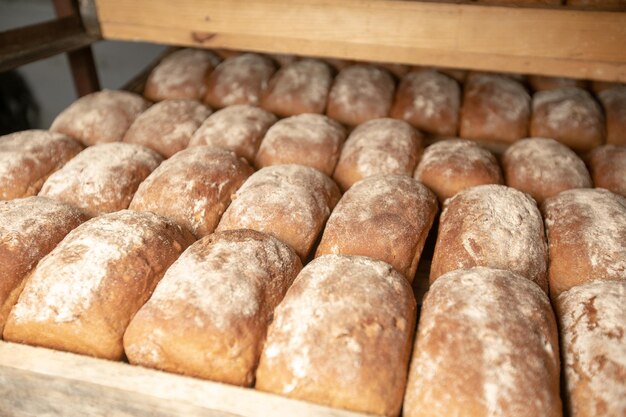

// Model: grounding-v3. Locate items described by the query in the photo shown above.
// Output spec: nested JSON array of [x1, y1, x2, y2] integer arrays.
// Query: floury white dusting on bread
[[416, 139, 500, 179], [403, 70, 459, 120], [268, 59, 332, 109], [330, 65, 395, 114], [148, 49, 217, 98]]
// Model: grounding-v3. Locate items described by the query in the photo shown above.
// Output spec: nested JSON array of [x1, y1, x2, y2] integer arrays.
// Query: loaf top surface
[[464, 73, 530, 122], [265, 59, 333, 105], [395, 69, 461, 118], [329, 64, 395, 109], [415, 139, 501, 179], [261, 113, 346, 147], [532, 87, 604, 131]]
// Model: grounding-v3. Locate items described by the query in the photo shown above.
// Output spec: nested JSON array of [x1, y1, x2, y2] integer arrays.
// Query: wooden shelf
[[94, 0, 626, 82]]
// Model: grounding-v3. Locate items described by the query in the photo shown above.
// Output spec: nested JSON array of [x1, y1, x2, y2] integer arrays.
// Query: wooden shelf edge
[[0, 341, 374, 417]]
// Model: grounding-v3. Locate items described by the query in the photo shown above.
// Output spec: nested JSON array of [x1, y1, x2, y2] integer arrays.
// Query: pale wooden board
[[0, 341, 375, 417], [93, 0, 626, 81]]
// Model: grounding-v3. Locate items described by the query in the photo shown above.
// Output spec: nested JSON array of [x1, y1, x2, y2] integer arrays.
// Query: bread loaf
[[0, 197, 86, 334], [0, 130, 82, 200], [256, 255, 416, 417], [144, 48, 221, 101], [597, 85, 626, 145], [589, 144, 626, 197], [430, 184, 548, 292], [404, 267, 562, 417], [129, 146, 253, 238], [216, 164, 340, 260], [326, 64, 395, 126], [122, 99, 211, 158], [460, 73, 531, 143], [530, 87, 605, 152], [332, 118, 422, 191], [528, 75, 588, 92], [269, 53, 298, 67], [50, 89, 150, 146], [261, 59, 333, 116], [124, 229, 302, 386], [316, 175, 437, 282], [556, 280, 626, 417], [254, 114, 346, 176], [390, 69, 461, 137], [378, 63, 410, 79], [188, 104, 277, 164], [502, 137, 592, 204], [3, 210, 194, 359], [414, 139, 503, 202], [542, 188, 626, 297], [204, 53, 276, 108], [39, 142, 162, 217]]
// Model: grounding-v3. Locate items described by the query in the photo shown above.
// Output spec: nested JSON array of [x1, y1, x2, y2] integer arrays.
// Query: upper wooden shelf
[[94, 0, 626, 82]]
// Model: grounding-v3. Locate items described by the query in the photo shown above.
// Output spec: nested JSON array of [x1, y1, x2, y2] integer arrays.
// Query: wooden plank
[[0, 341, 374, 417], [93, 0, 626, 81]]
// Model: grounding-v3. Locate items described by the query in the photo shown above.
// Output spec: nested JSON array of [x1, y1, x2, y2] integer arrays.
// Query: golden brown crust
[[124, 229, 302, 386], [597, 85, 626, 145], [589, 144, 626, 197], [129, 146, 253, 238], [3, 210, 194, 360], [0, 130, 83, 200], [256, 255, 416, 417]]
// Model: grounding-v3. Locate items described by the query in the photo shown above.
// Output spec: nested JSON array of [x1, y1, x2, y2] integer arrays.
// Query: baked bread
[[0, 130, 82, 200], [326, 64, 395, 126], [390, 69, 461, 137], [0, 197, 86, 334], [592, 80, 621, 93], [254, 113, 346, 176], [124, 229, 302, 386], [589, 144, 626, 197], [597, 85, 626, 145], [530, 87, 605, 152], [556, 280, 626, 417], [144, 48, 221, 102], [316, 175, 437, 282], [332, 118, 422, 191], [123, 99, 211, 158], [3, 210, 194, 359], [459, 73, 531, 143], [430, 184, 548, 292], [204, 53, 276, 108], [378, 63, 410, 79], [188, 104, 277, 164], [528, 75, 588, 92], [129, 146, 253, 238], [502, 137, 592, 204], [256, 255, 416, 417], [50, 89, 150, 146], [404, 267, 562, 417], [542, 188, 626, 297], [216, 164, 340, 260], [39, 142, 162, 217], [261, 59, 333, 116], [414, 139, 503, 202], [268, 53, 298, 67]]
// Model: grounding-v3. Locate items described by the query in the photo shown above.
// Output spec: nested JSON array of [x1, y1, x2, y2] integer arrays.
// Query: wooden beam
[[93, 0, 626, 82]]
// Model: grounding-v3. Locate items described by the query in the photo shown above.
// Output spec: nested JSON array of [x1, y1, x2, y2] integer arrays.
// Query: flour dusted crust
[[528, 75, 588, 92], [256, 255, 416, 417], [326, 64, 396, 126], [188, 104, 277, 163], [316, 175, 437, 282], [261, 59, 333, 116], [0, 130, 83, 200], [430, 184, 548, 292], [50, 89, 150, 146], [333, 118, 422, 191], [589, 144, 626, 197], [123, 99, 212, 158], [390, 69, 461, 137], [503, 138, 592, 204], [542, 188, 626, 297], [204, 53, 276, 108], [556, 280, 626, 417], [144, 48, 221, 101], [124, 229, 301, 386], [598, 85, 626, 145], [415, 139, 503, 202], [254, 114, 346, 176], [460, 73, 531, 143], [129, 146, 253, 238], [531, 87, 605, 152], [3, 210, 194, 359], [404, 267, 562, 417], [0, 197, 86, 334], [216, 165, 340, 260], [39, 143, 163, 217]]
